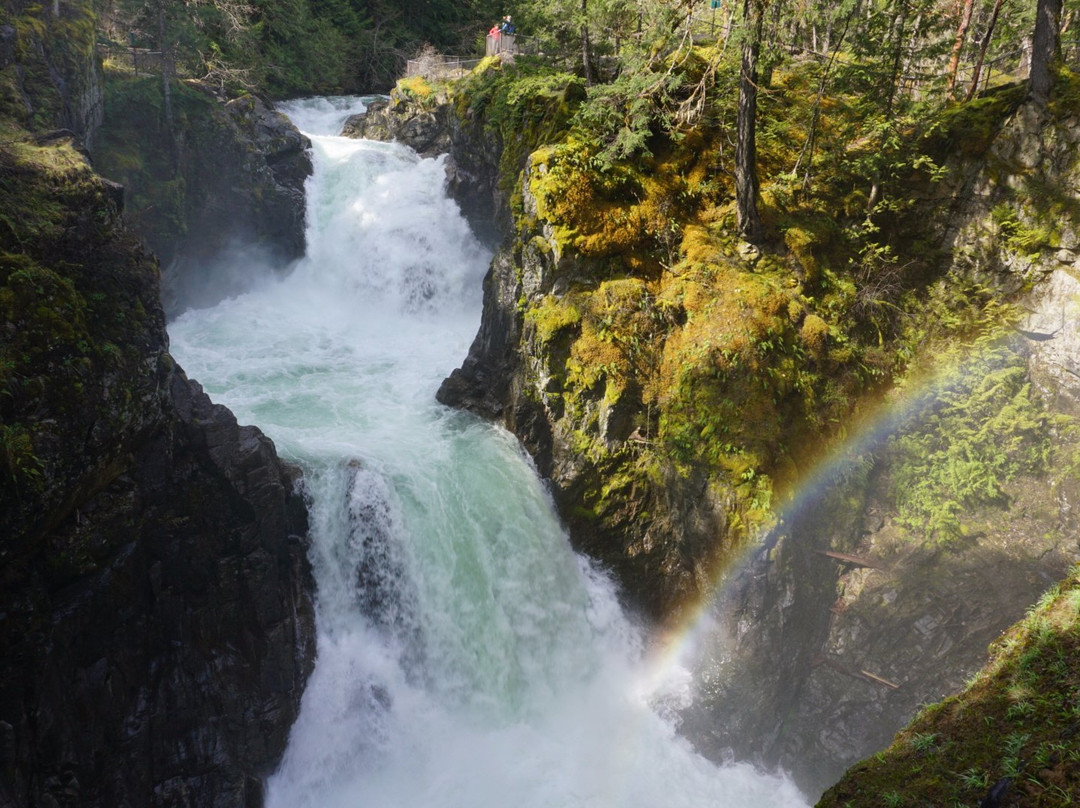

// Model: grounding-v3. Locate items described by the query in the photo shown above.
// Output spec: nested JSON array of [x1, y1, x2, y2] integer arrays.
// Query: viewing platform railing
[[406, 34, 542, 79], [405, 54, 483, 79], [484, 33, 540, 57], [96, 43, 164, 76]]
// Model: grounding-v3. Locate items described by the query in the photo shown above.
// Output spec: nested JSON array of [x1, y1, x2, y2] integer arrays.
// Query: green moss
[[437, 39, 1080, 618], [0, 126, 161, 540], [818, 567, 1080, 808], [459, 63, 585, 200], [2, 0, 98, 132], [525, 294, 581, 343], [396, 75, 441, 105], [929, 85, 1026, 159]]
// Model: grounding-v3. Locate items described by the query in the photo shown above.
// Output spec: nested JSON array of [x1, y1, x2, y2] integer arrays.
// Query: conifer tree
[[1029, 0, 1062, 109], [735, 0, 764, 242]]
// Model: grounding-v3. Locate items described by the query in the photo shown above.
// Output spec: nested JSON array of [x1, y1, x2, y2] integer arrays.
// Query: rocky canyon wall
[[91, 82, 312, 315], [346, 72, 1080, 801], [0, 5, 317, 806], [681, 97, 1080, 798]]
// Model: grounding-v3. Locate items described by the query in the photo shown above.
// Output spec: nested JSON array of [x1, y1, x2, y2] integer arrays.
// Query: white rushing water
[[167, 95, 808, 808]]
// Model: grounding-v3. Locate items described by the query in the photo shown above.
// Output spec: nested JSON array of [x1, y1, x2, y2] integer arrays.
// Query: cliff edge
[[0, 4, 317, 805]]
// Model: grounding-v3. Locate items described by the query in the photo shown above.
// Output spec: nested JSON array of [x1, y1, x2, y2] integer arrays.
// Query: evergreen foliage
[[415, 0, 1076, 595], [92, 0, 505, 95], [887, 334, 1055, 543]]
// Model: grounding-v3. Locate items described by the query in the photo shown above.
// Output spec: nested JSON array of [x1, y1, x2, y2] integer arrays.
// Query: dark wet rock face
[[0, 1, 104, 144], [0, 128, 315, 808], [162, 90, 312, 314], [1, 11, 315, 806], [680, 471, 1079, 799], [91, 84, 312, 316]]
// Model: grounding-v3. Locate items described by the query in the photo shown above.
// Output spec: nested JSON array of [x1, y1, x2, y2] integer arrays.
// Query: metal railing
[[96, 43, 164, 76], [405, 53, 484, 79], [484, 33, 541, 57], [405, 33, 544, 79]]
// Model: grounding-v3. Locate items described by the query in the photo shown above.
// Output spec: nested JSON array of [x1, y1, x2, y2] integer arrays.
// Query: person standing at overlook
[[499, 15, 515, 34]]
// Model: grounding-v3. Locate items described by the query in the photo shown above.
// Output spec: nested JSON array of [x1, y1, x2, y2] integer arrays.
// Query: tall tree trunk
[[581, 0, 595, 84], [965, 0, 1005, 101], [156, 0, 176, 170], [882, 0, 909, 115], [735, 0, 764, 243], [946, 0, 975, 93], [760, 0, 783, 86], [900, 12, 924, 93], [1029, 0, 1063, 110], [867, 0, 909, 212], [795, 10, 854, 192]]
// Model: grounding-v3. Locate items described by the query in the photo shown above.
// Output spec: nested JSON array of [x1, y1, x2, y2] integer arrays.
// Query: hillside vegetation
[[4, 0, 1080, 801], [386, 1, 1080, 794], [425, 31, 1080, 610]]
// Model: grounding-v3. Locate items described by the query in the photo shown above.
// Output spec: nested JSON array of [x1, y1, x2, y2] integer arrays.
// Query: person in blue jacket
[[499, 15, 515, 34]]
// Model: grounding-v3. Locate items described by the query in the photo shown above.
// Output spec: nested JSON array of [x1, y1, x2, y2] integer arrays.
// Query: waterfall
[[167, 95, 808, 808]]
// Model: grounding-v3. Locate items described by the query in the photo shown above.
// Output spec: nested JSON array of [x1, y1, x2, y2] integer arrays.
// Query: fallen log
[[815, 549, 885, 570]]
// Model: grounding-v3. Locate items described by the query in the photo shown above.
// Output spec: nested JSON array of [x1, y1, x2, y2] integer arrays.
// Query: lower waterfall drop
[[167, 95, 809, 808]]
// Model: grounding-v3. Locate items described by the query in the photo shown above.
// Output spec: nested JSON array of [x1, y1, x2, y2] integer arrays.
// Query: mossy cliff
[[92, 75, 311, 314], [1, 8, 315, 807], [0, 0, 102, 142], [352, 61, 1080, 798], [3, 0, 312, 319], [681, 90, 1080, 798], [817, 566, 1080, 807]]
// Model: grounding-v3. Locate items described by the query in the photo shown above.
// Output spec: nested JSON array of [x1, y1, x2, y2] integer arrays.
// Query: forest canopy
[[81, 0, 1077, 100]]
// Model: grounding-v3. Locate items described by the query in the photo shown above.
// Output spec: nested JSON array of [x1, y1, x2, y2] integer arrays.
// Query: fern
[[887, 340, 1053, 543]]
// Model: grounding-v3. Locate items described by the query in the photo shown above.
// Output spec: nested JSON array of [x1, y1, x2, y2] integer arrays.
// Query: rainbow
[[644, 328, 1030, 680]]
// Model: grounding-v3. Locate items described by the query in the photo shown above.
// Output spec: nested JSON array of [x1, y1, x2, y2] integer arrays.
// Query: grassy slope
[[817, 566, 1080, 807]]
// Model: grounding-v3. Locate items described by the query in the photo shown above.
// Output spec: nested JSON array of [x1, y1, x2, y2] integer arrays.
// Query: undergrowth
[[439, 43, 1047, 612], [882, 287, 1059, 545], [818, 567, 1080, 808]]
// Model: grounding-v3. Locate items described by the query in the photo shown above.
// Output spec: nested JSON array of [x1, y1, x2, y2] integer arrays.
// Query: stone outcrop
[[92, 82, 312, 315], [436, 184, 731, 619], [347, 74, 1080, 802], [815, 566, 1080, 807], [343, 95, 452, 157], [679, 100, 1080, 799], [1, 0, 104, 144], [1, 10, 316, 803], [681, 449, 1079, 798], [0, 110, 315, 808]]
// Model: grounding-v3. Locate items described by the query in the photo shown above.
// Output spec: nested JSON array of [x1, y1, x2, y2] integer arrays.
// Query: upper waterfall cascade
[[167, 95, 809, 808]]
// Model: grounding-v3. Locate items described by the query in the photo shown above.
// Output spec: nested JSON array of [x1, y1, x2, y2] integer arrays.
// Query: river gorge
[[166, 94, 809, 808]]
